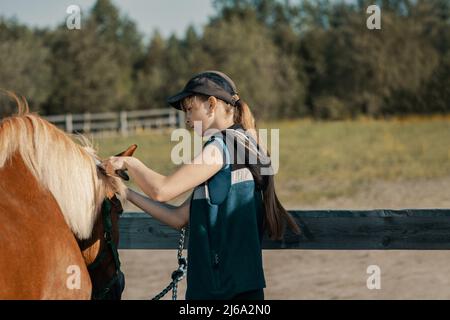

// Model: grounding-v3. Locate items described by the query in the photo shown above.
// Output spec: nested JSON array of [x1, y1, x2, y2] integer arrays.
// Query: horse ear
[[115, 144, 137, 157]]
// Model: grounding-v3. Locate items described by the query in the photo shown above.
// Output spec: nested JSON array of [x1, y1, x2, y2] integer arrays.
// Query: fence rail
[[44, 109, 185, 135], [118, 209, 450, 250]]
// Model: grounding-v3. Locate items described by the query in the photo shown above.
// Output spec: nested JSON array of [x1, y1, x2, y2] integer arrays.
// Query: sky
[[0, 0, 216, 38]]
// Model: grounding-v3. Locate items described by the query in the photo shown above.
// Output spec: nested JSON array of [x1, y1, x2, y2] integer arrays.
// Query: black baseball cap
[[167, 70, 240, 110]]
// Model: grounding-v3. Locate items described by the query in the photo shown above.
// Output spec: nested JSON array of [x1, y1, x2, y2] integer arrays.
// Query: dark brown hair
[[232, 99, 300, 240]]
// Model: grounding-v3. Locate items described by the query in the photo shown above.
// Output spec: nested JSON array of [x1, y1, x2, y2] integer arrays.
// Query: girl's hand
[[101, 156, 132, 177]]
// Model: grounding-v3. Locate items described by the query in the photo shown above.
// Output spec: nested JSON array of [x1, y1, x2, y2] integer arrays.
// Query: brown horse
[[0, 93, 135, 299]]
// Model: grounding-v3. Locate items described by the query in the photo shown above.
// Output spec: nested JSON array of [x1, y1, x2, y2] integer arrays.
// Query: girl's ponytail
[[234, 100, 255, 131], [262, 174, 300, 240], [233, 98, 300, 240]]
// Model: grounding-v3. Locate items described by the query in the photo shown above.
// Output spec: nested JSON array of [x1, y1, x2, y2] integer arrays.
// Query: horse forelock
[[0, 110, 127, 240]]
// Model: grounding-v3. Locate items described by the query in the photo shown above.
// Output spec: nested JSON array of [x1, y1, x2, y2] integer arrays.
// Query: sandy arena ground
[[119, 176, 450, 299]]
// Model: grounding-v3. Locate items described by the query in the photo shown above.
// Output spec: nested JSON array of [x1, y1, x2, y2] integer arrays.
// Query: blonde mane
[[0, 93, 126, 239]]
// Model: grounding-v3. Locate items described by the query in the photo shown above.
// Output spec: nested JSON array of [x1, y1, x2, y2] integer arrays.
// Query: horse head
[[0, 91, 137, 299], [78, 144, 137, 300]]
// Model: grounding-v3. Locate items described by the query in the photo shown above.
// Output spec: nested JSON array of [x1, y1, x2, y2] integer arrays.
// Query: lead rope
[[151, 227, 187, 300]]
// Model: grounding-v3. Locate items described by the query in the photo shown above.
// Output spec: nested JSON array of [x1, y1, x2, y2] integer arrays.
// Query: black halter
[[89, 198, 125, 300]]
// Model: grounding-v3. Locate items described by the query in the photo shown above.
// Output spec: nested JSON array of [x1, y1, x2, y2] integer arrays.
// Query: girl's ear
[[207, 96, 217, 112]]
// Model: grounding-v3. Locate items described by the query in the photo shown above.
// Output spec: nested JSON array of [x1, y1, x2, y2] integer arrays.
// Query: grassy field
[[91, 117, 450, 207]]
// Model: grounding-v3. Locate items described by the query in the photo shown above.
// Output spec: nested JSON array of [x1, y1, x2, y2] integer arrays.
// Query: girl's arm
[[106, 143, 224, 202], [126, 188, 191, 230]]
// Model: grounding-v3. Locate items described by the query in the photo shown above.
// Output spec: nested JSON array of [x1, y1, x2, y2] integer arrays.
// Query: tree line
[[0, 0, 448, 120]]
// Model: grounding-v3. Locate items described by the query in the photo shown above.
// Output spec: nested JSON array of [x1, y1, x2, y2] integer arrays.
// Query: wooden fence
[[118, 209, 450, 250], [44, 109, 185, 136]]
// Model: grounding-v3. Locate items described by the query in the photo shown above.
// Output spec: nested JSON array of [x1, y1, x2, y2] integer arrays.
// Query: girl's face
[[183, 96, 214, 136]]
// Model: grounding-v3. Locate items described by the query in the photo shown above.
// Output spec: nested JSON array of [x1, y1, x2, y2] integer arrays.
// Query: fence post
[[83, 112, 91, 133], [169, 109, 177, 128], [120, 111, 128, 137], [65, 114, 73, 133], [177, 111, 185, 129]]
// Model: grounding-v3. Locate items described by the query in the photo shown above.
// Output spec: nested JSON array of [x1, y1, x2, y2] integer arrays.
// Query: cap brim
[[167, 91, 192, 110]]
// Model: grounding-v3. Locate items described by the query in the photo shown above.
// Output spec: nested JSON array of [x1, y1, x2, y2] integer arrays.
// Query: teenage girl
[[103, 71, 300, 300]]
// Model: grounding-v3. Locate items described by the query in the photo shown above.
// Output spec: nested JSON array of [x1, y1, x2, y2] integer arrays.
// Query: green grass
[[90, 118, 450, 206]]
